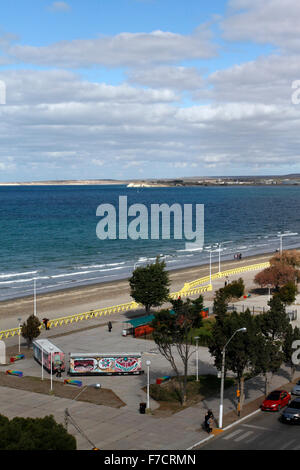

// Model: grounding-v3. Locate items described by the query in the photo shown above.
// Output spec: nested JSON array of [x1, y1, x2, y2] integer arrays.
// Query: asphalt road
[[198, 409, 300, 450]]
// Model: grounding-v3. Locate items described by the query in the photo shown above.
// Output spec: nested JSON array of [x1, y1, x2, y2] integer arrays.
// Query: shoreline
[[0, 251, 272, 324]]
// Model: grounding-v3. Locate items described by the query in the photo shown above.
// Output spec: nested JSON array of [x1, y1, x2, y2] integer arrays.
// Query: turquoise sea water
[[0, 184, 300, 300]]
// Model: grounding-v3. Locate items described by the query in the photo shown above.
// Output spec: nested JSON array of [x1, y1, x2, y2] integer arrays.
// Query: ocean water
[[0, 184, 300, 301]]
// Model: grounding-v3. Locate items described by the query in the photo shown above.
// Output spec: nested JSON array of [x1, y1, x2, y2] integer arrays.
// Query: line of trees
[[129, 257, 300, 411], [209, 287, 300, 411]]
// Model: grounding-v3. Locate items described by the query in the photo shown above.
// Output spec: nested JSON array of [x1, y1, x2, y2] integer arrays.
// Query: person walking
[[204, 410, 214, 433], [55, 364, 62, 378], [108, 321, 112, 332]]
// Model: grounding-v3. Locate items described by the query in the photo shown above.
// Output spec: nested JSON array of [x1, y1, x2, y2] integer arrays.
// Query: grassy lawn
[[189, 316, 215, 346], [146, 373, 235, 416]]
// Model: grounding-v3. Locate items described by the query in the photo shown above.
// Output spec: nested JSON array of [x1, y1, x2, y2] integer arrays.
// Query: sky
[[0, 0, 300, 181]]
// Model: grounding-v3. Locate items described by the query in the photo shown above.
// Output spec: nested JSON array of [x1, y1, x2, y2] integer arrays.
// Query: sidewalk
[[0, 261, 299, 449], [0, 335, 299, 450]]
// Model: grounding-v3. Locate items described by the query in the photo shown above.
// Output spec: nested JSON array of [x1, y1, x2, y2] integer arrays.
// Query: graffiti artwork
[[69, 352, 143, 376]]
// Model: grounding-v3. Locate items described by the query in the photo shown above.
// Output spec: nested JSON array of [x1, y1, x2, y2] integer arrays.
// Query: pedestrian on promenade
[[204, 410, 214, 433], [43, 318, 50, 330], [56, 364, 62, 378], [108, 321, 112, 332]]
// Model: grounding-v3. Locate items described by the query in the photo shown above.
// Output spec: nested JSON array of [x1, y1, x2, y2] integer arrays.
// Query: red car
[[261, 390, 291, 411]]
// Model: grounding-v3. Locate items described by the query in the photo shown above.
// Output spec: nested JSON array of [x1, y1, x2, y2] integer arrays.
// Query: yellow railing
[[0, 261, 270, 340], [169, 283, 213, 299], [184, 261, 270, 290]]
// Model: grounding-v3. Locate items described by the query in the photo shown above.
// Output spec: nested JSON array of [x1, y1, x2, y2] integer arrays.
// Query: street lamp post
[[146, 360, 151, 411], [194, 336, 199, 382], [267, 284, 272, 308], [33, 279, 37, 317], [277, 231, 298, 254], [219, 327, 247, 429], [206, 246, 220, 284], [41, 344, 44, 381], [49, 346, 53, 391], [215, 243, 222, 273], [17, 318, 22, 353]]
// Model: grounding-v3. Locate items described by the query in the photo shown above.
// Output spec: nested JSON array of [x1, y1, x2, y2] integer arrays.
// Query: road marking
[[234, 431, 254, 442], [244, 433, 260, 444], [222, 429, 244, 440], [242, 423, 272, 431], [279, 439, 297, 450]]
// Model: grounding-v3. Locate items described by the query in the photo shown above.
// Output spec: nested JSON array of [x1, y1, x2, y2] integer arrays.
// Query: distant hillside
[[0, 179, 128, 186]]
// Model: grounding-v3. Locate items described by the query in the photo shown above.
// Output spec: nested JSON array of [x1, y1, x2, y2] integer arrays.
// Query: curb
[[187, 408, 261, 450]]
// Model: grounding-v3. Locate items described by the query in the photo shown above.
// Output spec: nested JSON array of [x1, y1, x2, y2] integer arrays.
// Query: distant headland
[[1, 174, 300, 187]]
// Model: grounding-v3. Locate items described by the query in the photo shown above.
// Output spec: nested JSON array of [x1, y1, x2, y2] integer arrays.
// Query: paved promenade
[[0, 255, 299, 450], [0, 311, 299, 450]]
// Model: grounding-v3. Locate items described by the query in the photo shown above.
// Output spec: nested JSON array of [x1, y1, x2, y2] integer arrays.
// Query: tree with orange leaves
[[254, 263, 296, 291]]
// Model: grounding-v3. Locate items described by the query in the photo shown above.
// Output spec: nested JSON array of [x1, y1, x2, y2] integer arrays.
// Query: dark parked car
[[280, 397, 300, 424], [261, 390, 291, 411], [291, 380, 300, 396]]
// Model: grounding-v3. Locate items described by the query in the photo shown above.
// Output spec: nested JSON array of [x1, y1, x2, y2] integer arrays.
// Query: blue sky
[[0, 0, 300, 181]]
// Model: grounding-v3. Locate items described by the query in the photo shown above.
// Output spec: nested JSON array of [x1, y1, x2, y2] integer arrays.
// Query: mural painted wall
[[69, 354, 143, 375]]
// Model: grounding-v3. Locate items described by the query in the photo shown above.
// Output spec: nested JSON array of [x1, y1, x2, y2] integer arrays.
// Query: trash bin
[[139, 402, 146, 414]]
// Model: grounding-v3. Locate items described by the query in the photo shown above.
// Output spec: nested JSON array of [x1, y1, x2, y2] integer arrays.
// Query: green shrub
[[224, 278, 245, 299], [0, 414, 76, 450]]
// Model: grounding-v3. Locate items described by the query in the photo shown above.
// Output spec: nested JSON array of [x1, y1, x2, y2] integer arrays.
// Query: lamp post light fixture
[[17, 318, 22, 353], [216, 241, 232, 272], [146, 360, 151, 411], [209, 250, 212, 284], [205, 245, 221, 285], [266, 284, 272, 309], [194, 336, 200, 382], [219, 327, 247, 429], [277, 231, 298, 254], [49, 345, 53, 391], [214, 243, 222, 273], [33, 278, 37, 317], [41, 344, 44, 381]]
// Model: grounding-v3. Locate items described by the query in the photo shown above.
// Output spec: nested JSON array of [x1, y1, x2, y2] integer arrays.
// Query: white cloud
[[0, 69, 179, 105], [127, 65, 204, 91], [3, 27, 217, 68], [1, 65, 300, 178], [49, 2, 71, 12], [222, 0, 300, 53]]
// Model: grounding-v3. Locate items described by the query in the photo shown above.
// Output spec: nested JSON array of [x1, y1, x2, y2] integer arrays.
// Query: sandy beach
[[0, 252, 272, 329]]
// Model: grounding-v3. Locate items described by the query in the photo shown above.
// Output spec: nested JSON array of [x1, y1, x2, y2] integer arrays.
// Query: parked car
[[280, 398, 300, 424], [291, 380, 300, 396], [261, 390, 291, 411]]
